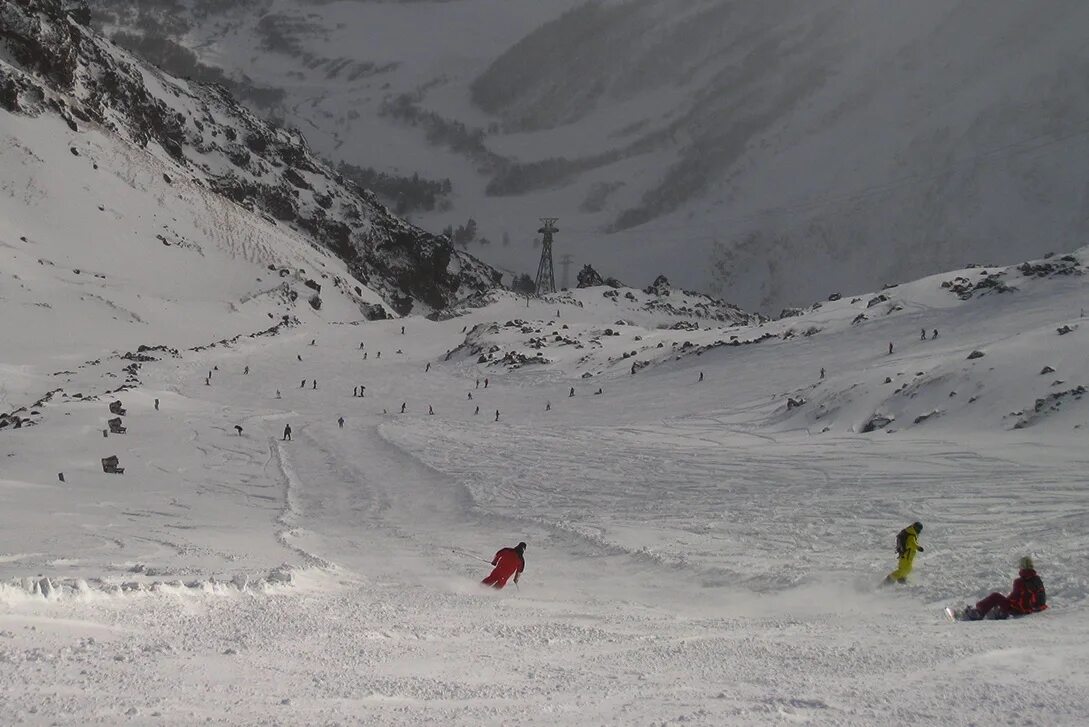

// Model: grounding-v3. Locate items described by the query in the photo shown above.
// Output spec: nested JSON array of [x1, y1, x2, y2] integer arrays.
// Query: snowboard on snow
[[945, 607, 986, 622]]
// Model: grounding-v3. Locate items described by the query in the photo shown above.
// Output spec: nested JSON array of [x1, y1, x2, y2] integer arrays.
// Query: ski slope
[[3, 245, 1089, 723]]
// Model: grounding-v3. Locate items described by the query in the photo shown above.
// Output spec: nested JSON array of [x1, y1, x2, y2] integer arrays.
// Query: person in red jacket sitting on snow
[[962, 556, 1047, 620], [481, 542, 526, 589]]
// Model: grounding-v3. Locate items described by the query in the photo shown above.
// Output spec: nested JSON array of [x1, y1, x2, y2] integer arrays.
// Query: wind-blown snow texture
[[89, 0, 1089, 311]]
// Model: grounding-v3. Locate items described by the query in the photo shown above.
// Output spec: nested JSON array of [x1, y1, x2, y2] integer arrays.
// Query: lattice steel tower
[[534, 218, 559, 295]]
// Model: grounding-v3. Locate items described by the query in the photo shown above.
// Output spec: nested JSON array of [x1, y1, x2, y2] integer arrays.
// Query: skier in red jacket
[[481, 542, 526, 589], [959, 556, 1047, 620]]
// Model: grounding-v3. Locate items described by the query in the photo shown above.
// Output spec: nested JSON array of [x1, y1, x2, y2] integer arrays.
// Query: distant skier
[[310, 339, 315, 346], [476, 379, 480, 389], [205, 377, 210, 386], [283, 424, 292, 441], [377, 351, 381, 359], [484, 378, 489, 389], [353, 386, 359, 397], [474, 405, 480, 416], [360, 342, 365, 350], [920, 328, 927, 341], [276, 390, 281, 399], [884, 521, 924, 585], [495, 409, 500, 422], [428, 404, 434, 416], [401, 325, 405, 335], [425, 362, 431, 372], [631, 362, 637, 375], [698, 371, 704, 382], [888, 342, 894, 355], [244, 365, 250, 375], [301, 379, 306, 388], [952, 557, 1047, 621], [234, 425, 243, 436], [820, 367, 825, 380], [468, 392, 473, 400], [154, 398, 160, 411], [364, 352, 368, 359], [297, 355, 302, 361], [359, 384, 365, 395], [932, 329, 939, 339], [312, 380, 317, 390], [545, 401, 551, 411], [400, 402, 406, 414], [481, 542, 526, 589], [338, 416, 344, 429], [569, 387, 575, 398]]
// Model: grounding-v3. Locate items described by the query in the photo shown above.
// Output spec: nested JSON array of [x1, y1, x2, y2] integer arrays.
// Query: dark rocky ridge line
[[0, 0, 501, 315]]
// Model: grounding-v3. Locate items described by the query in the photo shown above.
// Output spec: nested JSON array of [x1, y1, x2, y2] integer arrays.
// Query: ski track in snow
[[2, 283, 1089, 723]]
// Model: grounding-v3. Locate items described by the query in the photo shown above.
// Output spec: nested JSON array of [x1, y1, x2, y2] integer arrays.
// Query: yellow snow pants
[[886, 551, 916, 583]]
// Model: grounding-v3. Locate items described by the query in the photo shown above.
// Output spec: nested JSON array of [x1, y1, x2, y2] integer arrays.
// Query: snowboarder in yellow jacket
[[884, 521, 923, 584]]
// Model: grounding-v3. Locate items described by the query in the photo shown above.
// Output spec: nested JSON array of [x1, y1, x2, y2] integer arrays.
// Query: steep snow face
[[86, 0, 1089, 311], [1, 0, 501, 316]]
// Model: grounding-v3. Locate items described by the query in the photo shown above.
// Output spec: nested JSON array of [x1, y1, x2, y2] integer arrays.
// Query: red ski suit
[[482, 548, 524, 589], [975, 568, 1048, 618]]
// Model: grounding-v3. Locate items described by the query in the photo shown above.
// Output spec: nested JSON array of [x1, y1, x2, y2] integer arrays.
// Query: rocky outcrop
[[0, 0, 500, 314]]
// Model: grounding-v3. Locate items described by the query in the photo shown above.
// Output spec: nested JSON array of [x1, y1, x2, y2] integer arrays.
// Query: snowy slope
[[2, 0, 501, 317], [3, 234, 1089, 723], [87, 0, 1089, 310]]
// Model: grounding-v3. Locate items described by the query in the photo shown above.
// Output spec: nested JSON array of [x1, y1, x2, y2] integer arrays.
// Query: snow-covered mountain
[[85, 0, 1089, 311], [5, 3, 1089, 723], [2, 0, 501, 322]]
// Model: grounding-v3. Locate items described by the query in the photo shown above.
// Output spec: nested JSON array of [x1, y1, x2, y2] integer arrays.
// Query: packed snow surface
[[3, 235, 1089, 723]]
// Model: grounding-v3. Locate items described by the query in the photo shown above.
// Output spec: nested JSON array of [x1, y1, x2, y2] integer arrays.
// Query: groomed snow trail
[[3, 294, 1089, 725]]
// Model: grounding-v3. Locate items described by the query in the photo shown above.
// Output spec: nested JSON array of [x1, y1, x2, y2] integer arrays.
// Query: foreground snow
[[3, 263, 1089, 724]]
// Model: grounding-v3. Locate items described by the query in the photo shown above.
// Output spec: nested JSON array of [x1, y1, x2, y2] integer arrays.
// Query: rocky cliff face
[[0, 0, 501, 315]]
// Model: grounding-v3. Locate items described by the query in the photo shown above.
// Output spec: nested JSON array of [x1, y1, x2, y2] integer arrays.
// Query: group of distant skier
[[221, 334, 1052, 611], [883, 521, 1047, 621]]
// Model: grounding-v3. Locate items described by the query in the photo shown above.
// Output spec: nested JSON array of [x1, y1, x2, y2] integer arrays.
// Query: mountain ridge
[[1, 0, 502, 316]]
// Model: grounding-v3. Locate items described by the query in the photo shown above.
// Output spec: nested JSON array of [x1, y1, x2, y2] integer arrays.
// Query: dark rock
[[913, 410, 942, 425], [966, 350, 985, 360], [644, 275, 671, 296], [577, 264, 605, 288], [861, 414, 894, 433]]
